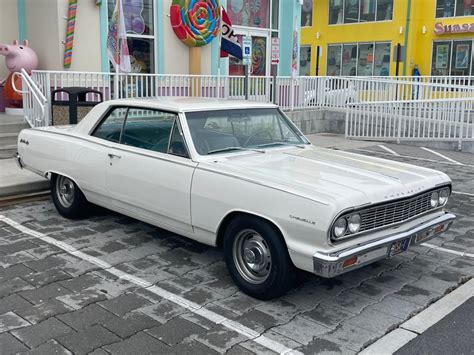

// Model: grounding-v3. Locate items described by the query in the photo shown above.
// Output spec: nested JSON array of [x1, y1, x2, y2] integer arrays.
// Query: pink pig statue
[[0, 40, 38, 106]]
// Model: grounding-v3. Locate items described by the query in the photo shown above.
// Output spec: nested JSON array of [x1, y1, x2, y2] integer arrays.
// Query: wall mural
[[170, 0, 221, 47]]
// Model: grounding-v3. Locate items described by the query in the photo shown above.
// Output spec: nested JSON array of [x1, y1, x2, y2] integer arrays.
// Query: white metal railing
[[12, 69, 48, 127], [346, 97, 474, 149], [27, 70, 474, 132]]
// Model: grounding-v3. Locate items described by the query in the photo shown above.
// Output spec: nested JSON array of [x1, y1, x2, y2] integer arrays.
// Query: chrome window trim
[[327, 184, 452, 245]]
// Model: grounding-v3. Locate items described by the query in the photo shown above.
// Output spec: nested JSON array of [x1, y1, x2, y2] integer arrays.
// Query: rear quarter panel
[[18, 129, 107, 197]]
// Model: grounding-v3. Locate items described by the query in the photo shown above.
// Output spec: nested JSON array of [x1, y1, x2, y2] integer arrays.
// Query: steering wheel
[[244, 130, 273, 147]]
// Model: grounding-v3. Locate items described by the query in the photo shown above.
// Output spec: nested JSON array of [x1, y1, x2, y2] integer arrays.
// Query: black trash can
[[51, 87, 103, 125]]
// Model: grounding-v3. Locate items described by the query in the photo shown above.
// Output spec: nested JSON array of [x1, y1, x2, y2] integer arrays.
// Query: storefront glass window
[[329, 0, 344, 24], [108, 0, 155, 73], [227, 0, 271, 28], [342, 44, 358, 75], [451, 41, 471, 75], [436, 0, 472, 17], [456, 0, 474, 16], [360, 0, 376, 22], [357, 43, 374, 76], [374, 42, 391, 76], [127, 38, 154, 73], [431, 41, 452, 75], [299, 46, 311, 75], [327, 45, 342, 75], [229, 35, 267, 76], [301, 0, 313, 26], [377, 0, 393, 21], [344, 0, 360, 23]]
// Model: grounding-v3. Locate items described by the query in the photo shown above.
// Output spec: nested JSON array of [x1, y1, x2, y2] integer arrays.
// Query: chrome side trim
[[314, 212, 456, 278]]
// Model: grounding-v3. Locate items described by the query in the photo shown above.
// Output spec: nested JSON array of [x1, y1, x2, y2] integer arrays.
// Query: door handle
[[108, 153, 121, 159]]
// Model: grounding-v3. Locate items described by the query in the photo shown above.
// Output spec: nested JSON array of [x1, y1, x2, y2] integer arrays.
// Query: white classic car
[[16, 98, 455, 300]]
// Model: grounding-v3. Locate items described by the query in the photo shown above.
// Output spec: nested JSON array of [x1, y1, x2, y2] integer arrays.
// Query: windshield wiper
[[257, 142, 306, 149], [207, 147, 265, 155]]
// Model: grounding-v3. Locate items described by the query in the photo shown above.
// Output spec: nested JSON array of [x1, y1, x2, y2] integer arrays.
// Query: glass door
[[229, 30, 270, 77]]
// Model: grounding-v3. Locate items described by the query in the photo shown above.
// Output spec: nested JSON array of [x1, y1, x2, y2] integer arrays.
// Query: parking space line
[[420, 147, 464, 165], [422, 243, 474, 259], [0, 214, 301, 355], [452, 190, 474, 197], [377, 145, 400, 156]]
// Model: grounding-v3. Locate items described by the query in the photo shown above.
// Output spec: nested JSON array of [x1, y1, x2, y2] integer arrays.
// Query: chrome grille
[[358, 191, 434, 233]]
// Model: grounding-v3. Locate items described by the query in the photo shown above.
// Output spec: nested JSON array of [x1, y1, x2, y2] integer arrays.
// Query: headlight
[[430, 191, 439, 208], [333, 217, 347, 238], [439, 188, 450, 206], [348, 214, 361, 234]]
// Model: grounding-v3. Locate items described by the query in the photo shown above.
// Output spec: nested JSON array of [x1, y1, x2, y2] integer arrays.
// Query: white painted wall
[[25, 0, 101, 72], [0, 0, 19, 79]]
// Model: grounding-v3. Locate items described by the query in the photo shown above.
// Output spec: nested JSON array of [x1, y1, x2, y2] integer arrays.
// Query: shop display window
[[328, 42, 391, 76], [431, 40, 474, 76], [108, 0, 155, 73], [299, 46, 311, 76], [329, 0, 393, 24], [327, 45, 342, 75], [436, 0, 473, 17], [301, 0, 313, 27], [227, 0, 271, 29], [374, 42, 391, 76]]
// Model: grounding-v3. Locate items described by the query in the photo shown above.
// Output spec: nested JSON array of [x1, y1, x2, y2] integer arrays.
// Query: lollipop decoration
[[64, 0, 77, 68], [170, 0, 220, 47]]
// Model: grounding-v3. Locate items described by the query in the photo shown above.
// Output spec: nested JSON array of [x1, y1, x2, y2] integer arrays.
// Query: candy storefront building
[[299, 0, 474, 77], [0, 0, 302, 82]]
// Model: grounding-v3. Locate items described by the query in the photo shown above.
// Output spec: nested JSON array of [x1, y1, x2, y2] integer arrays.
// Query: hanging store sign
[[434, 22, 474, 35]]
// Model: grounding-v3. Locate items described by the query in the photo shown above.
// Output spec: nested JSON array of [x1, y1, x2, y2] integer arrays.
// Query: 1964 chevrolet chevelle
[[16, 98, 455, 299]]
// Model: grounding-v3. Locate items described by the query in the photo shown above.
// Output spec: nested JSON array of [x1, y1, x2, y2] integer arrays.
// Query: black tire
[[223, 215, 294, 300], [51, 174, 88, 219]]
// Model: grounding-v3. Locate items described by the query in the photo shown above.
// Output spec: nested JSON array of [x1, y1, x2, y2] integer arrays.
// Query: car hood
[[201, 146, 450, 207]]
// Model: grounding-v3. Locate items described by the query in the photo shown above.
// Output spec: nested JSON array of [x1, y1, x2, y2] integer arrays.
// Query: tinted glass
[[92, 107, 127, 143], [329, 0, 343, 24], [301, 0, 313, 26], [121, 108, 177, 153], [342, 44, 358, 76], [376, 0, 393, 20], [456, 0, 474, 16], [327, 45, 342, 76], [344, 0, 359, 23], [300, 46, 311, 76], [358, 43, 374, 76], [374, 42, 391, 76], [360, 0, 375, 22]]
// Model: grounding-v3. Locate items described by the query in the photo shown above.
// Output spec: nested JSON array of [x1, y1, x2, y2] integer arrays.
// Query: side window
[[169, 121, 189, 158], [92, 107, 127, 142], [121, 108, 176, 153]]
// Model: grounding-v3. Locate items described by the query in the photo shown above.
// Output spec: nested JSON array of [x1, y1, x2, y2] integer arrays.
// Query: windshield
[[185, 108, 307, 155]]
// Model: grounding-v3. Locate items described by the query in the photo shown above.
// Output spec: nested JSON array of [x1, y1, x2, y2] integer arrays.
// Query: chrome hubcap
[[233, 229, 272, 284], [56, 176, 75, 208]]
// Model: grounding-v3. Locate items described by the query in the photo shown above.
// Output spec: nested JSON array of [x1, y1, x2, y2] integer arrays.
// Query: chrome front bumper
[[313, 212, 456, 278]]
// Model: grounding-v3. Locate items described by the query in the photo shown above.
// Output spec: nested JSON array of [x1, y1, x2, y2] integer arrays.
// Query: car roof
[[107, 97, 278, 112]]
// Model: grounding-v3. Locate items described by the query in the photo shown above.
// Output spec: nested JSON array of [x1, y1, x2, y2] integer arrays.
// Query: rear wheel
[[224, 216, 294, 300], [51, 174, 88, 219]]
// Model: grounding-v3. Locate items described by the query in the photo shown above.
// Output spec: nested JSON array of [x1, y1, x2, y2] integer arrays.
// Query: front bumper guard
[[313, 212, 456, 278]]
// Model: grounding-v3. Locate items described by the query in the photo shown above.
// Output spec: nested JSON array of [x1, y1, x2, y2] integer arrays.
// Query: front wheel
[[51, 174, 88, 219], [224, 216, 294, 300]]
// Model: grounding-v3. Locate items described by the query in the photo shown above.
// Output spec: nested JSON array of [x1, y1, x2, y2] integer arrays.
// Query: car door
[[105, 107, 196, 233]]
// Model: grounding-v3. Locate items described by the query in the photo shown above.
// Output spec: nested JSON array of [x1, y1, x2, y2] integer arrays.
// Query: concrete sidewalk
[[0, 158, 49, 197]]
